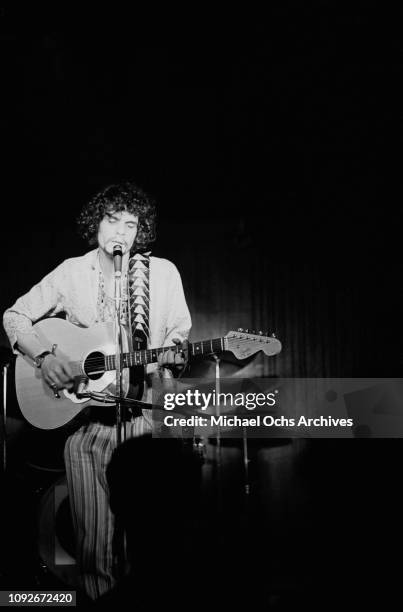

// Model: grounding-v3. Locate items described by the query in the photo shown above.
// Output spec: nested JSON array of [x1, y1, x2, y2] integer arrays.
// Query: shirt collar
[[89, 248, 99, 271]]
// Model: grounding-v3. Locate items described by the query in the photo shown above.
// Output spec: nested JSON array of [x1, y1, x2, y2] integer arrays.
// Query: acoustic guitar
[[15, 318, 282, 429]]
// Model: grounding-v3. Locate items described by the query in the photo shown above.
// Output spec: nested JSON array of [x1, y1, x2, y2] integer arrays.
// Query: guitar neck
[[104, 338, 225, 371]]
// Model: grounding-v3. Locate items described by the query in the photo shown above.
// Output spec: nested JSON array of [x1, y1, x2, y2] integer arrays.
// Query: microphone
[[113, 244, 123, 276]]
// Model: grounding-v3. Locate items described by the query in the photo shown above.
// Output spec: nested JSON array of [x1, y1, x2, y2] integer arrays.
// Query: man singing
[[3, 181, 191, 599]]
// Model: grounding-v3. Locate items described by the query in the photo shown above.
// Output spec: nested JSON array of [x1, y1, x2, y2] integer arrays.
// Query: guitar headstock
[[224, 329, 282, 360]]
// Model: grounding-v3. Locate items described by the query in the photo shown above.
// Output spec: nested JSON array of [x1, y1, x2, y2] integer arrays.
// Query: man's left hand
[[158, 338, 189, 375]]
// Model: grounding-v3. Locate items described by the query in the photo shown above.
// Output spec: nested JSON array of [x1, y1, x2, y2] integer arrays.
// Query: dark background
[[0, 8, 399, 378], [0, 6, 401, 607]]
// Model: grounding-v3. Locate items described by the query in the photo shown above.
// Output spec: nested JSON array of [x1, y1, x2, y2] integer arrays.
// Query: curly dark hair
[[77, 181, 156, 252]]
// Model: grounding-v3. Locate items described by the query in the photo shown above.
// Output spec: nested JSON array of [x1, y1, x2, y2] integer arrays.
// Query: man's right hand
[[41, 354, 74, 390]]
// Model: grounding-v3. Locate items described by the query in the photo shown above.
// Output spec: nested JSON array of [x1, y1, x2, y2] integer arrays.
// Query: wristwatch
[[34, 351, 53, 369]]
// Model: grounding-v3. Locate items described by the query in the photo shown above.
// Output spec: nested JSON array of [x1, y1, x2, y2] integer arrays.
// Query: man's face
[[97, 209, 139, 257]]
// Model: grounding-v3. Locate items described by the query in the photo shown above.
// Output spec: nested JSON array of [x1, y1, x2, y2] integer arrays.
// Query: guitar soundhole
[[83, 351, 105, 380]]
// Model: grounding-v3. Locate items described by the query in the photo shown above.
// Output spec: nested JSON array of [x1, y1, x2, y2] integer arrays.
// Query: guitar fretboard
[[104, 337, 225, 371]]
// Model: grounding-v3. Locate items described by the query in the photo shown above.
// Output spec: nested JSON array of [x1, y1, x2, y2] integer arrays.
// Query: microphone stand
[[113, 245, 127, 580], [212, 354, 223, 514], [2, 364, 7, 473], [113, 246, 125, 447], [0, 348, 14, 474]]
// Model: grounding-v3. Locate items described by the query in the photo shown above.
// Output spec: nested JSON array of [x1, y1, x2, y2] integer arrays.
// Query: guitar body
[[16, 319, 130, 430]]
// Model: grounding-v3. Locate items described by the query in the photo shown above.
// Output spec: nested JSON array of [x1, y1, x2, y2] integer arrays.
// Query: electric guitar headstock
[[224, 329, 282, 360]]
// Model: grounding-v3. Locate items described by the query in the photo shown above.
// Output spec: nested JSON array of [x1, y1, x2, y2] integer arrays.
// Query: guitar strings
[[81, 338, 273, 371], [83, 339, 264, 363]]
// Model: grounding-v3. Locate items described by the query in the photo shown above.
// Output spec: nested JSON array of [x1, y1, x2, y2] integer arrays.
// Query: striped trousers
[[64, 415, 152, 600]]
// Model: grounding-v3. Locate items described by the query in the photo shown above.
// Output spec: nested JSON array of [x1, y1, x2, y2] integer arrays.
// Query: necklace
[[97, 268, 129, 324]]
